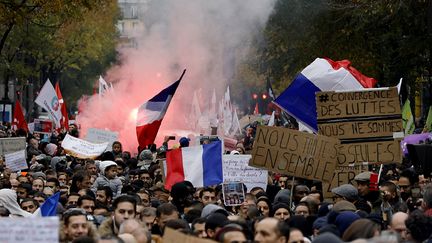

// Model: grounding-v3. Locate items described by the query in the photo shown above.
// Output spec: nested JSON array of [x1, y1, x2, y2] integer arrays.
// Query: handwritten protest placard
[[316, 87, 403, 164], [5, 149, 27, 171], [61, 134, 108, 159], [0, 137, 26, 156], [85, 128, 119, 151], [249, 126, 339, 183], [223, 155, 268, 191], [322, 164, 368, 199], [0, 216, 59, 243], [163, 227, 216, 243]]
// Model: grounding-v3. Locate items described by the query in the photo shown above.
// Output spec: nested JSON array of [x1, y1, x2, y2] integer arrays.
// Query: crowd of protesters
[[0, 119, 432, 243]]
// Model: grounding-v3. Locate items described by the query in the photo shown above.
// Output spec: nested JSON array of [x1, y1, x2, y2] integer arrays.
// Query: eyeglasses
[[290, 241, 304, 243]]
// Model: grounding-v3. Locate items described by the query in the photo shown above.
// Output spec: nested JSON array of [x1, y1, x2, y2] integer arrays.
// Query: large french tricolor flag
[[136, 70, 186, 149], [274, 58, 377, 131], [165, 140, 223, 190]]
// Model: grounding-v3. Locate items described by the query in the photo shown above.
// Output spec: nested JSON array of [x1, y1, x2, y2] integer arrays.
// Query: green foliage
[[237, 0, 432, 97], [0, 0, 119, 108]]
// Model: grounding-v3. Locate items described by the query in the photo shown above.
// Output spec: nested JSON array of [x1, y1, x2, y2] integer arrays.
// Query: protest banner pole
[[377, 164, 384, 182], [289, 176, 295, 208]]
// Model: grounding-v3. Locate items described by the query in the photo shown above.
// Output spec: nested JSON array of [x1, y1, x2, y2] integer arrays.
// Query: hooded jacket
[[91, 160, 122, 198], [0, 189, 32, 217]]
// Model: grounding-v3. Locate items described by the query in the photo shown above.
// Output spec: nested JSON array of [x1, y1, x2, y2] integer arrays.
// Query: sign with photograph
[[222, 182, 245, 206]]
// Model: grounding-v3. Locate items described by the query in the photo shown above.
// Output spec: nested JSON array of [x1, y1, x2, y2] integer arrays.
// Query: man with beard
[[96, 186, 113, 207], [98, 195, 137, 237]]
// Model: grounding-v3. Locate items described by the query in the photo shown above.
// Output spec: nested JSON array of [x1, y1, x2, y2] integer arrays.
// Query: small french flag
[[274, 58, 377, 132], [165, 141, 223, 190]]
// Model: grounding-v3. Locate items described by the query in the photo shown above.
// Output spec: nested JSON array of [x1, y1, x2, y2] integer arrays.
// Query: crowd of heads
[[0, 123, 432, 243]]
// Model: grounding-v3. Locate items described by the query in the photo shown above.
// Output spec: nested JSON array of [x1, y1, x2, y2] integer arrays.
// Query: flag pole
[[289, 176, 295, 208]]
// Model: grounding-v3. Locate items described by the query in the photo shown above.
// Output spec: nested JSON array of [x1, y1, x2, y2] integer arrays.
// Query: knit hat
[[313, 216, 328, 230], [99, 160, 117, 176], [201, 204, 229, 218], [331, 184, 358, 201], [50, 156, 64, 171], [317, 202, 332, 217], [271, 202, 291, 217], [274, 189, 290, 205], [205, 212, 229, 230], [138, 149, 153, 169], [312, 232, 344, 243], [179, 137, 190, 147], [44, 143, 57, 156], [32, 171, 46, 180], [332, 200, 357, 212], [334, 211, 360, 236]]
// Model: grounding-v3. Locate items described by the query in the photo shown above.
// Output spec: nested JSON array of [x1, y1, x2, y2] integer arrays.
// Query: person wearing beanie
[[137, 149, 153, 170], [333, 211, 360, 236], [312, 232, 343, 243], [44, 143, 58, 156], [179, 137, 190, 148], [274, 189, 291, 205], [271, 202, 291, 221], [91, 161, 122, 198]]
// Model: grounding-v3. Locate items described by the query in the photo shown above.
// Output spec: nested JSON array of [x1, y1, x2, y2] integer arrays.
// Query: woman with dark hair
[[256, 196, 272, 217], [342, 219, 380, 241]]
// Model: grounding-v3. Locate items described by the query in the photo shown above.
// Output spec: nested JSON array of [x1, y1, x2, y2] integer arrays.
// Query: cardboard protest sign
[[163, 227, 216, 243], [0, 216, 59, 243], [249, 126, 339, 183], [223, 155, 268, 191], [61, 134, 108, 159], [5, 150, 27, 171], [0, 137, 26, 156], [33, 119, 54, 134], [85, 128, 119, 151], [316, 87, 403, 164], [222, 182, 245, 206], [322, 164, 368, 199]]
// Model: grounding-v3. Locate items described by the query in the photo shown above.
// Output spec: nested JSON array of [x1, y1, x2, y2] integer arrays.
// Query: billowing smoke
[[77, 0, 276, 153]]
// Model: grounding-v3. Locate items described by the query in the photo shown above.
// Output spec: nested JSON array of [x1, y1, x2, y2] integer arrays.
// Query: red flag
[[13, 99, 28, 132], [324, 58, 378, 88], [55, 82, 69, 130], [136, 70, 185, 150]]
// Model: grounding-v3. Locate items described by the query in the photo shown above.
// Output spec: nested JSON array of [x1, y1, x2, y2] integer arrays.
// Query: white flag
[[268, 111, 276, 126], [223, 86, 232, 135], [209, 89, 217, 127], [230, 108, 242, 137], [191, 91, 201, 130], [99, 76, 109, 96], [35, 79, 62, 128]]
